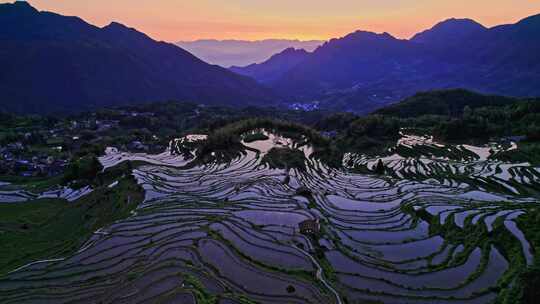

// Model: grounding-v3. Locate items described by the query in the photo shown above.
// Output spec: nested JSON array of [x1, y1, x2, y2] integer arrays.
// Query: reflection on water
[[0, 131, 537, 304]]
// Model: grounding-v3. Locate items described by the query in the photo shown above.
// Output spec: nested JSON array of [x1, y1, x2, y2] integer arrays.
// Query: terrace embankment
[[0, 125, 539, 304]]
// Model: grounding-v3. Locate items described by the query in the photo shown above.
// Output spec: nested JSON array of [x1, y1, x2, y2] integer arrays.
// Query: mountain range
[[0, 1, 273, 114], [232, 15, 540, 113], [1, 1, 539, 115], [176, 39, 323, 68], [229, 48, 310, 84]]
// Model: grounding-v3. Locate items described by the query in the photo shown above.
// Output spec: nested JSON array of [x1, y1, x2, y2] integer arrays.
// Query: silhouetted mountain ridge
[[271, 30, 426, 100], [262, 13, 540, 112], [0, 2, 274, 114], [411, 18, 487, 45], [230, 48, 310, 84]]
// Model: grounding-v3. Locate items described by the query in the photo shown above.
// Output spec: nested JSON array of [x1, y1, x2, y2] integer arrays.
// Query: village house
[[298, 219, 321, 235], [127, 141, 149, 152], [95, 120, 119, 131]]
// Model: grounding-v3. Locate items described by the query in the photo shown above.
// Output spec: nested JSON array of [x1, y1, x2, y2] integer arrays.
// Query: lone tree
[[374, 159, 386, 175], [286, 285, 296, 293]]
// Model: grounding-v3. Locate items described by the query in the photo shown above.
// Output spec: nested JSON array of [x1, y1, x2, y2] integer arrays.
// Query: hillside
[[375, 89, 519, 117], [230, 48, 310, 84], [267, 15, 540, 112], [0, 2, 274, 114]]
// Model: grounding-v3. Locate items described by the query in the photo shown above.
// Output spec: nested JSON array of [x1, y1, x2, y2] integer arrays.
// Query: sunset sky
[[11, 0, 540, 42]]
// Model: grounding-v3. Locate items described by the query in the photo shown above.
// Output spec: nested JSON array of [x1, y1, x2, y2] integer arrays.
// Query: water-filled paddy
[[0, 132, 538, 304]]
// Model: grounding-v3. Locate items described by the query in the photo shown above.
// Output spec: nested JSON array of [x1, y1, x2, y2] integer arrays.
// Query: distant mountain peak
[[276, 47, 308, 55], [323, 30, 399, 50], [411, 18, 487, 44], [346, 30, 396, 40], [105, 21, 127, 28], [260, 47, 309, 65], [0, 1, 38, 13], [101, 21, 156, 43], [230, 47, 311, 84], [0, 3, 274, 113], [103, 21, 139, 33], [438, 17, 484, 26], [12, 1, 34, 8]]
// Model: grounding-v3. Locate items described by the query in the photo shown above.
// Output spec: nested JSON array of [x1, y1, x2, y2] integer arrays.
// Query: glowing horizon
[[8, 0, 540, 42]]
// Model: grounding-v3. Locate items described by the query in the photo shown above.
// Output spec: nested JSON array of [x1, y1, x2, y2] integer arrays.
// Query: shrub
[[286, 285, 296, 293], [262, 147, 306, 170]]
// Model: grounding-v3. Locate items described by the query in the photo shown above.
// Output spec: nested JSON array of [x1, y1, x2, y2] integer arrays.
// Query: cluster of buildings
[[299, 219, 321, 235], [0, 110, 164, 178], [70, 119, 119, 132], [125, 140, 166, 154], [0, 144, 67, 177], [289, 102, 320, 112]]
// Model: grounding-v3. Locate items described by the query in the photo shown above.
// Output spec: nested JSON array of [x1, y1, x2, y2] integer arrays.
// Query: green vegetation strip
[[0, 175, 143, 276]]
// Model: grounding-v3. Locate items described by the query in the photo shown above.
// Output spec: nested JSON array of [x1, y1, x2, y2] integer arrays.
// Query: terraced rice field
[[344, 133, 540, 197], [0, 132, 538, 303], [0, 183, 93, 203]]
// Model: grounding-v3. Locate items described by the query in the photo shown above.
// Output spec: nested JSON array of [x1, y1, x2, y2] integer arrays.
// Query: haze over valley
[[2, 2, 540, 114], [177, 39, 324, 68]]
